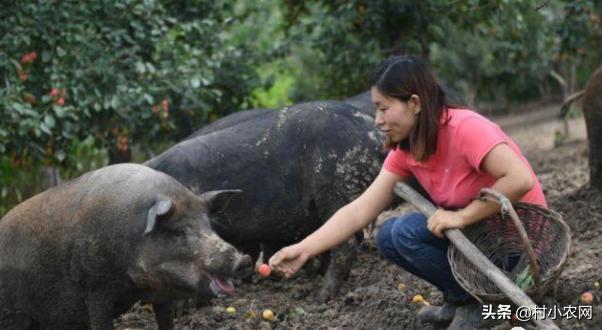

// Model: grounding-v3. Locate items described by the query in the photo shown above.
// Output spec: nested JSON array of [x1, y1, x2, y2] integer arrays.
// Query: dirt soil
[[116, 114, 601, 330]]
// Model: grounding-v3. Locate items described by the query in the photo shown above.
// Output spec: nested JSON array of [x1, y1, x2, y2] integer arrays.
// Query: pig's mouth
[[208, 275, 235, 296]]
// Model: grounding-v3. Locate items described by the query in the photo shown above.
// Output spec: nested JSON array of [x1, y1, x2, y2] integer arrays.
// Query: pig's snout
[[232, 254, 253, 279]]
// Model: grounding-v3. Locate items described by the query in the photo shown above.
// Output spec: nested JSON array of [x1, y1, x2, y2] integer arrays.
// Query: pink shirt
[[383, 109, 547, 208]]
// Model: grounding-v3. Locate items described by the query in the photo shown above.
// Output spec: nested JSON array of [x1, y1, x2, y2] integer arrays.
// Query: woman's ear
[[409, 94, 421, 115]]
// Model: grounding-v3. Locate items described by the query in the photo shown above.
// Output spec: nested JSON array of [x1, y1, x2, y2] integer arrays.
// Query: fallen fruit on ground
[[412, 294, 424, 303], [581, 291, 593, 304], [262, 309, 275, 321], [226, 306, 236, 315]]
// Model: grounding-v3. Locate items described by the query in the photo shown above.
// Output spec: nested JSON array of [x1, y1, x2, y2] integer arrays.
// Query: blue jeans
[[376, 212, 473, 303]]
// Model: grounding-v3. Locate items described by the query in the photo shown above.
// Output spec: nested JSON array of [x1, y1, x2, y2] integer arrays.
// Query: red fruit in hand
[[257, 264, 271, 277]]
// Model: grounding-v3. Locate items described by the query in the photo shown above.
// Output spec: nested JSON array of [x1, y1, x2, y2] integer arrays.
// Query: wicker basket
[[448, 188, 572, 303]]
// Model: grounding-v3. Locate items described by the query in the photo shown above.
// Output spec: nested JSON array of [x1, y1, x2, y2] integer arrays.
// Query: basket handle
[[478, 188, 543, 297]]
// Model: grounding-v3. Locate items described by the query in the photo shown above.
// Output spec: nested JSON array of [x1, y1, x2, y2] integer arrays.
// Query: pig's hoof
[[241, 273, 253, 283], [172, 299, 195, 318]]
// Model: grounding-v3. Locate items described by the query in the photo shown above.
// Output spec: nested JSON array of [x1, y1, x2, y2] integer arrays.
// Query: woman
[[269, 55, 546, 329]]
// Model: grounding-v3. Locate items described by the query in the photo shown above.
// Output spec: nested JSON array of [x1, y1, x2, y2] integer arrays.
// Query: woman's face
[[371, 87, 419, 145]]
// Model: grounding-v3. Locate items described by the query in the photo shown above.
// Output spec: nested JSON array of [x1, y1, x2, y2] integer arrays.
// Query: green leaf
[[44, 114, 55, 129], [146, 62, 156, 73], [110, 96, 119, 109], [515, 265, 534, 290], [143, 93, 153, 104], [55, 150, 66, 162], [290, 307, 305, 317], [136, 62, 146, 73], [41, 50, 52, 62], [11, 102, 26, 114], [54, 106, 67, 118], [40, 122, 51, 135], [57, 47, 67, 57], [191, 77, 201, 88]]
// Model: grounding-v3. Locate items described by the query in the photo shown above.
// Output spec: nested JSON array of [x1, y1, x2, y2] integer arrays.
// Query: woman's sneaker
[[446, 303, 500, 330], [417, 301, 457, 324]]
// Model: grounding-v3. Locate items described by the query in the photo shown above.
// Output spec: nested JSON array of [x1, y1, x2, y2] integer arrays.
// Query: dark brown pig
[[0, 163, 252, 330], [559, 68, 601, 190], [582, 68, 601, 190]]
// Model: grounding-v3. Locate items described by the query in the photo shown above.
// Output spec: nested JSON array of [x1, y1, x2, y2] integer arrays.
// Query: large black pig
[[145, 101, 384, 301], [186, 108, 271, 140], [0, 164, 252, 329]]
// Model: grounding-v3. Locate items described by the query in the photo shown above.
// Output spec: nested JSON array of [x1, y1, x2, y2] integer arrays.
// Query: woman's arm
[[427, 143, 534, 238], [269, 169, 403, 277]]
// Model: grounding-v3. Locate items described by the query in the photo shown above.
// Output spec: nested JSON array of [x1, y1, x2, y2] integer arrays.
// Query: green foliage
[[554, 0, 602, 84], [280, 0, 601, 104], [250, 61, 295, 109], [228, 0, 292, 108], [431, 1, 556, 103], [1, 0, 600, 215], [0, 0, 260, 167], [0, 136, 108, 217]]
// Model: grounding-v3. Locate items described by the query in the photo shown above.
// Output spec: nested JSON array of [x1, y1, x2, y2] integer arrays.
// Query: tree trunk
[[42, 166, 61, 190], [108, 148, 132, 164]]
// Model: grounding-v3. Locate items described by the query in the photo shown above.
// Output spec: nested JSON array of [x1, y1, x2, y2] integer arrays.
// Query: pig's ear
[[199, 189, 242, 215], [144, 199, 174, 236]]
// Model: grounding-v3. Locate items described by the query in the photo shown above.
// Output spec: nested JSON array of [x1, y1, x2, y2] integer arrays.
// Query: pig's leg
[[153, 302, 175, 330], [0, 310, 37, 330], [315, 250, 331, 275], [314, 193, 362, 302], [86, 291, 116, 330], [318, 236, 359, 302]]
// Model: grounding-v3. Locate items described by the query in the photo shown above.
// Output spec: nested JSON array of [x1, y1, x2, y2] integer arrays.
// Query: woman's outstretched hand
[[268, 244, 310, 278]]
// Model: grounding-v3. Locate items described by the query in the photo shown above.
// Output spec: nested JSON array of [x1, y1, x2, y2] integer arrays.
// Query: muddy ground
[[116, 114, 601, 330]]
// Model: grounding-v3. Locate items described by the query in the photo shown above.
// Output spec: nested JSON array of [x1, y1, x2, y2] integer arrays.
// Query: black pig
[[145, 101, 385, 301]]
